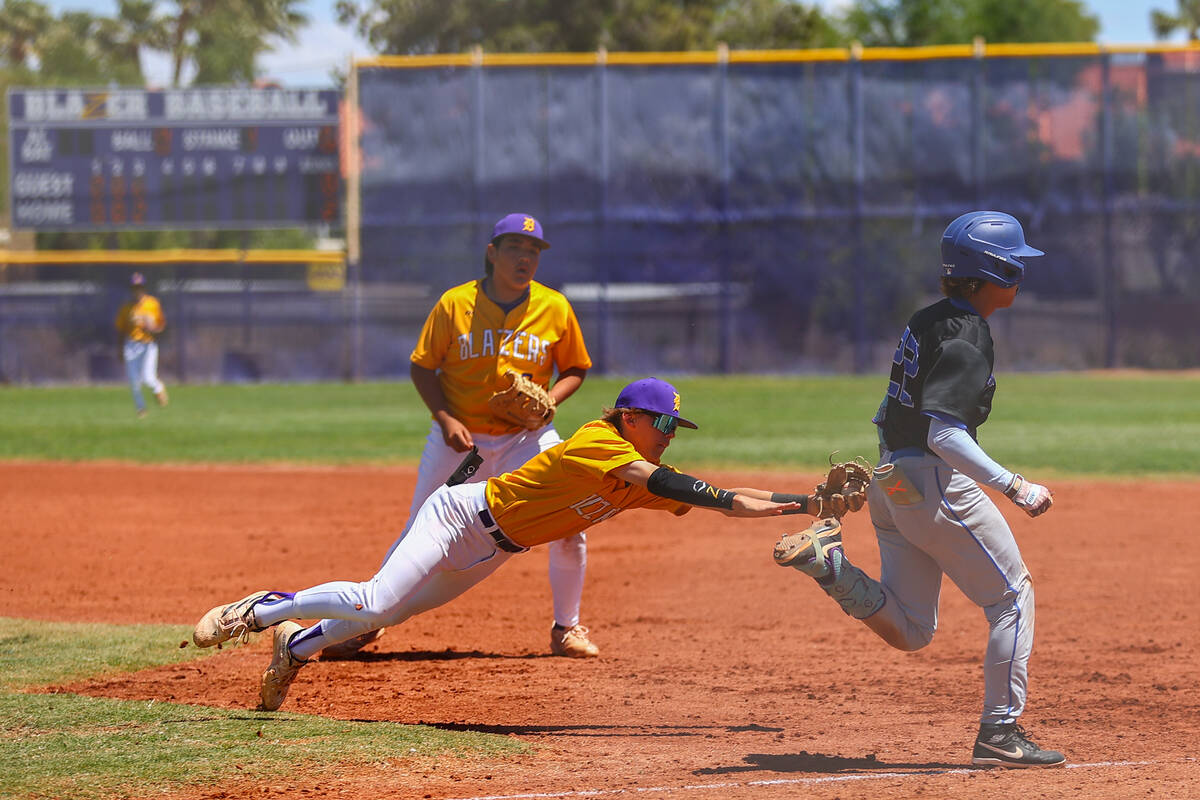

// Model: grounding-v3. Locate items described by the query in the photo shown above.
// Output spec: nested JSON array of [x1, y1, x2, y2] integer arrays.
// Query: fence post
[[850, 41, 868, 373], [346, 55, 364, 381], [973, 36, 986, 207], [239, 242, 252, 348], [1100, 48, 1118, 368], [472, 45, 485, 228], [595, 46, 610, 375], [174, 262, 188, 383], [716, 42, 732, 374]]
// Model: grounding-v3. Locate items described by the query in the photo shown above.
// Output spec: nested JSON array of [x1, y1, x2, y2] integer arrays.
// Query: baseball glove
[[812, 453, 872, 518], [488, 370, 556, 430]]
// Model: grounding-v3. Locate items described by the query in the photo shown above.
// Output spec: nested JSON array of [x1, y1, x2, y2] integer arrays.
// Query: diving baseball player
[[114, 272, 168, 418], [192, 377, 817, 712], [774, 211, 1065, 768], [321, 213, 597, 659]]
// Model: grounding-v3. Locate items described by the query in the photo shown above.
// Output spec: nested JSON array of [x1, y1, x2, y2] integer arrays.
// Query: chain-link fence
[[5, 45, 1200, 383]]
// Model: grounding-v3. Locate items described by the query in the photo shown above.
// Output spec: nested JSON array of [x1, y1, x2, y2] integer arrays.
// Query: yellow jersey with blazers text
[[486, 420, 689, 548], [114, 295, 165, 343], [411, 279, 592, 435]]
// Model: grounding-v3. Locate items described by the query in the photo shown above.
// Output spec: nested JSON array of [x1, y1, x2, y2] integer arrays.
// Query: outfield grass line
[[444, 759, 1166, 800], [4, 376, 1198, 475]]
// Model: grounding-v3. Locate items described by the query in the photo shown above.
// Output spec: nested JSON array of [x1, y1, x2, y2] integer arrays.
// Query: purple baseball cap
[[130, 272, 146, 286], [614, 377, 698, 429], [490, 213, 550, 250]]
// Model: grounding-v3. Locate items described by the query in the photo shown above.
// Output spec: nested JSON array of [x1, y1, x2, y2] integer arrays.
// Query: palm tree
[[160, 0, 307, 87], [1152, 0, 1200, 41], [110, 0, 171, 80], [0, 0, 53, 69]]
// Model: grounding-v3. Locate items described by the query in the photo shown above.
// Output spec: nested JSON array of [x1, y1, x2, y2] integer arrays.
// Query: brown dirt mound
[[3, 462, 1198, 800]]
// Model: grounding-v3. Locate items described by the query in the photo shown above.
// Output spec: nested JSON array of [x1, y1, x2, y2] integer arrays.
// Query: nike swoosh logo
[[979, 742, 1024, 758]]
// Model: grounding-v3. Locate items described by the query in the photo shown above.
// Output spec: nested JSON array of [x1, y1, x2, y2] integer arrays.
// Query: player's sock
[[814, 546, 848, 586], [815, 548, 886, 620]]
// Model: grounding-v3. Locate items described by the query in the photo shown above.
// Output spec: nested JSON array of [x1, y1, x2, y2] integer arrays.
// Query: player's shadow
[[695, 751, 963, 775], [322, 648, 548, 663], [422, 721, 725, 738]]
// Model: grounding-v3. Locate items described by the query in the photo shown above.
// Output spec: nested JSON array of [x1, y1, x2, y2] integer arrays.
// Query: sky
[[41, 1, 1184, 89]]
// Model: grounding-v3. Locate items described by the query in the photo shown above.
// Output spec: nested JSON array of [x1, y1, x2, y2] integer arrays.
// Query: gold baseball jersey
[[115, 295, 165, 343], [411, 280, 592, 435], [486, 420, 689, 548]]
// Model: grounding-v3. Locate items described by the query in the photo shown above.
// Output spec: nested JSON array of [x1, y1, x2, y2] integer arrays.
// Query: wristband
[[1004, 474, 1024, 500], [770, 492, 810, 506], [646, 467, 735, 509], [771, 492, 811, 515]]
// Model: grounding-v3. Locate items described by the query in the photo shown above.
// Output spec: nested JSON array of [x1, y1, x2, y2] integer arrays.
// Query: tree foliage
[[334, 0, 1099, 54], [715, 0, 839, 50], [963, 0, 1099, 44], [163, 0, 308, 86], [0, 0, 53, 69], [0, 0, 306, 86], [1151, 0, 1200, 41], [838, 0, 969, 47], [839, 0, 1099, 47], [333, 0, 839, 54]]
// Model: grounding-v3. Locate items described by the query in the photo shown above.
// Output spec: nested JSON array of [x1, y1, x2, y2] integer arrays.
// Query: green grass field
[[2, 373, 1197, 474], [0, 620, 524, 800], [2, 373, 1197, 798]]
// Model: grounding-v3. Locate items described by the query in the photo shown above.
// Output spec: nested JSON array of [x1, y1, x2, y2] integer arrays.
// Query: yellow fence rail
[[0, 249, 345, 266], [357, 41, 1200, 70]]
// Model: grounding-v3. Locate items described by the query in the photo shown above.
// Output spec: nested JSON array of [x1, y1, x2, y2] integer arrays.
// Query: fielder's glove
[[488, 370, 556, 430], [812, 454, 872, 518], [1004, 474, 1053, 517]]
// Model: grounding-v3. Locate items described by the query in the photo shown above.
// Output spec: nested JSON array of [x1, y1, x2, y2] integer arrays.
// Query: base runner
[[774, 211, 1065, 768]]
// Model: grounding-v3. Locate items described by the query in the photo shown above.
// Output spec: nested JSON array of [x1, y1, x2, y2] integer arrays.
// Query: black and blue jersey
[[873, 297, 996, 452]]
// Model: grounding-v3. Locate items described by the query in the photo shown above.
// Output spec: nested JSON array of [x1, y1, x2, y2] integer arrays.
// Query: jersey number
[[886, 327, 919, 408]]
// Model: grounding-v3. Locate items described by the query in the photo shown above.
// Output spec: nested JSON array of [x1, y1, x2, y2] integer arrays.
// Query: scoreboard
[[7, 87, 341, 231]]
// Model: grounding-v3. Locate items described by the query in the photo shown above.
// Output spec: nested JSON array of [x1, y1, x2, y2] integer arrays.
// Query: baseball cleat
[[260, 621, 306, 711], [155, 389, 169, 407], [773, 518, 843, 578], [550, 624, 600, 658], [193, 590, 279, 648], [320, 628, 385, 660], [971, 722, 1066, 768]]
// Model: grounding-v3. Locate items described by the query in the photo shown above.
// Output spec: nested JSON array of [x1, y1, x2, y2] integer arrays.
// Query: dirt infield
[[3, 461, 1198, 799]]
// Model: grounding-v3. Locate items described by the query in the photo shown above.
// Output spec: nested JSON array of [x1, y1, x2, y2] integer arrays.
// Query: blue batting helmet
[[940, 211, 1043, 288]]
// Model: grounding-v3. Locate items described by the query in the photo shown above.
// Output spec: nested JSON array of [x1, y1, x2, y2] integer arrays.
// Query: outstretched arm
[[610, 461, 804, 518], [728, 486, 820, 515]]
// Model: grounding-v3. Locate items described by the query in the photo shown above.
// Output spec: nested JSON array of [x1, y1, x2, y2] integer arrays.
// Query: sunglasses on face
[[643, 411, 679, 435]]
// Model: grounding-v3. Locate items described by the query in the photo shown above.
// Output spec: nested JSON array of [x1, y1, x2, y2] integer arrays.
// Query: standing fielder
[[193, 377, 819, 711], [323, 213, 597, 659], [774, 211, 1065, 768], [114, 272, 168, 418]]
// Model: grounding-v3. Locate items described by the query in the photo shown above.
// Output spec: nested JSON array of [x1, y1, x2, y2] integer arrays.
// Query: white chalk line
[[445, 760, 1168, 800]]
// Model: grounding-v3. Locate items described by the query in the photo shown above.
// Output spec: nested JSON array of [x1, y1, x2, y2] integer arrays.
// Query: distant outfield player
[[114, 272, 168, 418], [192, 377, 827, 712]]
